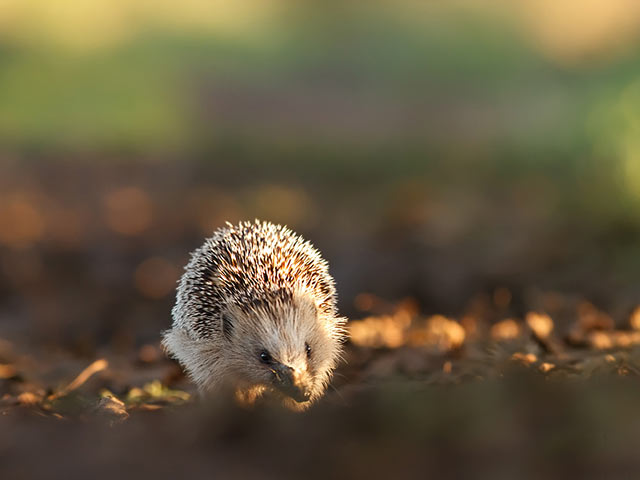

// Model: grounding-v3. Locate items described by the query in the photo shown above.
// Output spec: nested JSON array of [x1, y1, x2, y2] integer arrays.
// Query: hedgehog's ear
[[222, 312, 234, 341]]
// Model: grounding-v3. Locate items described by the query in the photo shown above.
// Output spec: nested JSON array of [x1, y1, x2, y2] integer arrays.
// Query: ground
[[2, 292, 640, 479]]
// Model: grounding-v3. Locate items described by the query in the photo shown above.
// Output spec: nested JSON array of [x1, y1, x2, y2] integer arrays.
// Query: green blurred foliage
[[0, 1, 639, 176]]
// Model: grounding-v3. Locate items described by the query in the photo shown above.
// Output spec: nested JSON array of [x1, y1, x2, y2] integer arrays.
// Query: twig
[[49, 358, 108, 400]]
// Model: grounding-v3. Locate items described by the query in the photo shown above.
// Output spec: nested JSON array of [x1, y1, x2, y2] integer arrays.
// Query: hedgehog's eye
[[259, 350, 272, 364], [305, 342, 312, 359]]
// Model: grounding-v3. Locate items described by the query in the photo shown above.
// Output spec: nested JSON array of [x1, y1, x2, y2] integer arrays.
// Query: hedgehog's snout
[[270, 363, 311, 403]]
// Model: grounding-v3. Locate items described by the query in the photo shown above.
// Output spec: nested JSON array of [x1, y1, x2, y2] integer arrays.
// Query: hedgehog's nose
[[271, 363, 311, 403]]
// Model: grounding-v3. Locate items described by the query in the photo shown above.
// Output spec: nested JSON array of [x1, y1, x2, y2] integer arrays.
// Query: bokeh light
[[103, 187, 153, 236], [1, 3, 640, 475]]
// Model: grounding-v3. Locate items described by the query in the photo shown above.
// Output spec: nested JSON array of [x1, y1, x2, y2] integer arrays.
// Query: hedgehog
[[162, 220, 347, 410]]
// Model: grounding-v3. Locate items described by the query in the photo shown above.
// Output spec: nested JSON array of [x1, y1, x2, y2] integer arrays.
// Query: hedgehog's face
[[223, 294, 341, 409]]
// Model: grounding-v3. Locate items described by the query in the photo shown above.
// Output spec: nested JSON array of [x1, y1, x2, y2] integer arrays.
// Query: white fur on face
[[163, 292, 345, 409]]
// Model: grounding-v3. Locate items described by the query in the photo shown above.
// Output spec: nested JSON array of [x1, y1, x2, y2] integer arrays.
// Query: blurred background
[[4, 2, 640, 478], [1, 0, 640, 356]]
